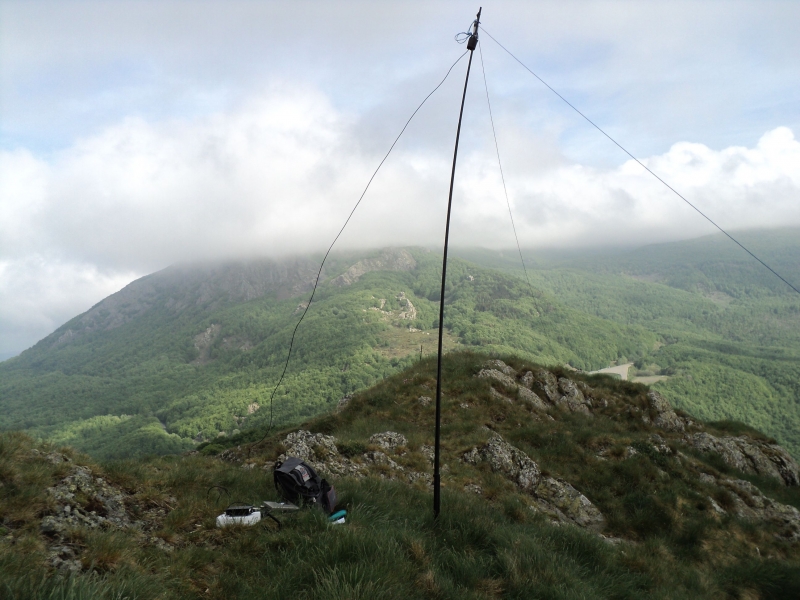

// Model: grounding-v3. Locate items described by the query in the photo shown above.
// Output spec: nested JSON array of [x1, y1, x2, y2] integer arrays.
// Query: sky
[[2, 0, 800, 360]]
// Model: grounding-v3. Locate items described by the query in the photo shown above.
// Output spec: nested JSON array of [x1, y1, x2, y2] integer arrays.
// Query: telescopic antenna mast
[[433, 7, 481, 520]]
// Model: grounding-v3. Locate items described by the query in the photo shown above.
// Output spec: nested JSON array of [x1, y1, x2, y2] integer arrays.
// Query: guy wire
[[252, 50, 470, 450], [480, 26, 800, 297], [478, 40, 537, 300]]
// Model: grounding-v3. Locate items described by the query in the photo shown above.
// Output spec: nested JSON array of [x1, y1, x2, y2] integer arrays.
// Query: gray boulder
[[369, 431, 408, 452], [462, 433, 605, 531], [518, 386, 548, 410], [279, 430, 339, 464], [555, 378, 591, 416], [477, 368, 517, 389], [534, 476, 606, 531], [531, 369, 561, 404], [520, 371, 535, 389], [485, 359, 517, 376], [647, 391, 685, 432], [462, 434, 540, 493]]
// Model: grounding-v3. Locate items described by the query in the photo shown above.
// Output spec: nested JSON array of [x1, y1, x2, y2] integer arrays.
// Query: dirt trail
[[589, 363, 633, 380]]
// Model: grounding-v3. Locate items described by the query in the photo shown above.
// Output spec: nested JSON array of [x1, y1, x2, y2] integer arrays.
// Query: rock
[[647, 391, 685, 432], [369, 431, 407, 452], [331, 249, 417, 286], [336, 395, 351, 412], [364, 450, 400, 470], [45, 452, 71, 465], [649, 434, 672, 454], [708, 496, 727, 515], [485, 359, 516, 376], [489, 387, 512, 404], [517, 386, 548, 410], [520, 371, 534, 389], [279, 430, 340, 465], [420, 445, 435, 464], [418, 396, 432, 406], [698, 473, 716, 485], [722, 478, 800, 541], [534, 477, 606, 531], [464, 483, 483, 495], [531, 370, 561, 404], [462, 434, 540, 494], [477, 368, 517, 389], [406, 471, 432, 486], [555, 378, 591, 415], [684, 432, 800, 486], [278, 430, 367, 479]]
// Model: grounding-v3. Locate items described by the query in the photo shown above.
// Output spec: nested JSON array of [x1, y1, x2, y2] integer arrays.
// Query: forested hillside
[[0, 249, 654, 459], [458, 227, 800, 458], [1, 228, 798, 460]]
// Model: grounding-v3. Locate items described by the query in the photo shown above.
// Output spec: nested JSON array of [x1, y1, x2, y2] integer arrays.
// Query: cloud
[[452, 126, 800, 248], [2, 87, 800, 358], [0, 256, 137, 361]]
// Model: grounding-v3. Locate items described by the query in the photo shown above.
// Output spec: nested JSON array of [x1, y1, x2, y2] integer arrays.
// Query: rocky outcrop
[[277, 430, 427, 483], [41, 466, 137, 541], [695, 474, 800, 542], [331, 249, 416, 286], [396, 292, 417, 320], [485, 360, 516, 376], [477, 368, 517, 389], [530, 370, 561, 404], [369, 431, 408, 451], [517, 386, 548, 410], [478, 361, 595, 416], [462, 433, 604, 531], [33, 454, 171, 572], [463, 435, 541, 494], [554, 378, 591, 416], [535, 477, 606, 531], [684, 432, 800, 486], [646, 391, 686, 432], [278, 430, 340, 465]]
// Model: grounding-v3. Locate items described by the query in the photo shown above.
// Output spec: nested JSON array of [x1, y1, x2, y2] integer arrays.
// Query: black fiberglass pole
[[434, 7, 481, 520]]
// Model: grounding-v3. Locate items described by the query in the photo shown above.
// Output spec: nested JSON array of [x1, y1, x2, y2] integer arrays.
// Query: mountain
[[1, 228, 799, 461], [0, 248, 656, 459], [2, 353, 799, 598]]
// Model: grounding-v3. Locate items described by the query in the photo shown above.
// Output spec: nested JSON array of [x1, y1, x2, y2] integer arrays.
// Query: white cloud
[[454, 126, 800, 248], [0, 256, 138, 360], [2, 85, 800, 358]]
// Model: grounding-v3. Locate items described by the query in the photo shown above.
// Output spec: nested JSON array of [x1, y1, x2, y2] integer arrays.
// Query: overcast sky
[[2, 0, 800, 360]]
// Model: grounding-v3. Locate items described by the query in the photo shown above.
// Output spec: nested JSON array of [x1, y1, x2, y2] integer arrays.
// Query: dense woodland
[[0, 228, 798, 460]]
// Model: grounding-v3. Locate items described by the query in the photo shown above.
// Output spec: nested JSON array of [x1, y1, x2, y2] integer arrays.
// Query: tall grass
[[2, 352, 800, 598]]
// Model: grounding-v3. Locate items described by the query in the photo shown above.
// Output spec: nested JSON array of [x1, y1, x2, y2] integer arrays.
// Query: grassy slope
[[2, 352, 800, 599]]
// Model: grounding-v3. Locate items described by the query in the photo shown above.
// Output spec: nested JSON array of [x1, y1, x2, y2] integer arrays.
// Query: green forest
[[1, 228, 798, 460]]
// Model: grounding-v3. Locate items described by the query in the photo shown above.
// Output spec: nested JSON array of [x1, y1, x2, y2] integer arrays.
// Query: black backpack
[[273, 457, 337, 515]]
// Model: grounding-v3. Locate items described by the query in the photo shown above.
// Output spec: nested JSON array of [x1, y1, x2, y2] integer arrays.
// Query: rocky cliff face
[[330, 249, 416, 286]]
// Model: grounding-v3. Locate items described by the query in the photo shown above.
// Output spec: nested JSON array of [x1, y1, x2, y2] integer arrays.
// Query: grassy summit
[[2, 352, 800, 599]]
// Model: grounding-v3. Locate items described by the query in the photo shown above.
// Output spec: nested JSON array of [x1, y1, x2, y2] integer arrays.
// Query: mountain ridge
[[1, 230, 799, 461]]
